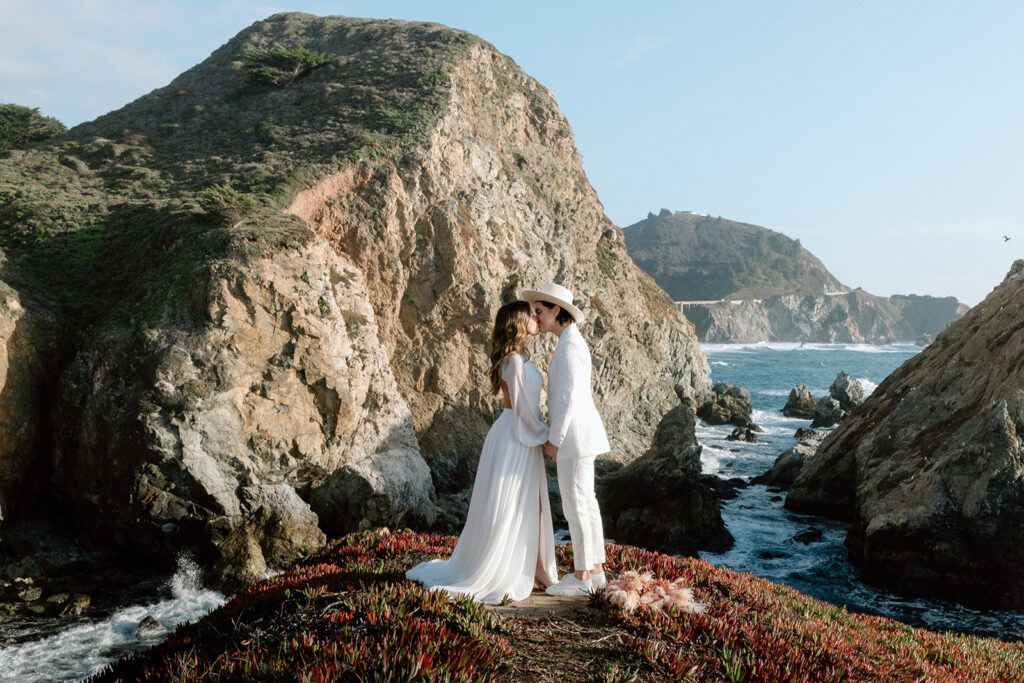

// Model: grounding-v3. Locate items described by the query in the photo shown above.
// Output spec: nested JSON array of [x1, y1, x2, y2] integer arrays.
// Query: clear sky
[[3, 0, 1021, 304]]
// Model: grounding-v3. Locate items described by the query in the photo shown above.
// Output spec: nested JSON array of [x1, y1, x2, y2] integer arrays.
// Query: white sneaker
[[545, 574, 593, 596], [591, 571, 607, 590]]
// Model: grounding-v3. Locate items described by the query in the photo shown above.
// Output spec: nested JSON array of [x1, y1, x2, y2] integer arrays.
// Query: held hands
[[544, 441, 558, 461]]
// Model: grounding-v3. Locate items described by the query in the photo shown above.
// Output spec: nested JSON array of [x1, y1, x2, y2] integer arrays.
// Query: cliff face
[[0, 13, 711, 582], [687, 290, 962, 344], [786, 261, 1024, 609], [623, 213, 846, 301]]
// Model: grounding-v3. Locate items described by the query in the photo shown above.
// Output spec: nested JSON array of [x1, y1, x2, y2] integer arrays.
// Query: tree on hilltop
[[0, 104, 66, 152]]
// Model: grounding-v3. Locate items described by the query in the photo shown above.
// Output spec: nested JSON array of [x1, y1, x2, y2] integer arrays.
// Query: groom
[[521, 282, 610, 596]]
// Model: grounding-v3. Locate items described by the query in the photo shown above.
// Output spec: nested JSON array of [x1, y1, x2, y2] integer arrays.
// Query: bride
[[406, 301, 558, 603]]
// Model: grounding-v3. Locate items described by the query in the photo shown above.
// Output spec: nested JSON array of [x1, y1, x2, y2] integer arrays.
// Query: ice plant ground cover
[[90, 529, 1024, 682]]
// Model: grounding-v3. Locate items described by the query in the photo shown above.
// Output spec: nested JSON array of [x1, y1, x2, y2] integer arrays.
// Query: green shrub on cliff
[[242, 44, 333, 87], [0, 104, 66, 151]]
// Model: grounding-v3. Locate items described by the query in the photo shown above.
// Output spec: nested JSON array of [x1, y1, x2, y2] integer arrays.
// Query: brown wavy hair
[[489, 300, 533, 395]]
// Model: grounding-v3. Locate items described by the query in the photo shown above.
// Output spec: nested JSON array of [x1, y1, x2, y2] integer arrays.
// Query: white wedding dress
[[407, 354, 558, 603]]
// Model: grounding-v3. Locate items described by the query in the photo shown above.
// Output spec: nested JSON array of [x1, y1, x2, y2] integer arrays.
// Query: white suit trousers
[[556, 455, 606, 571]]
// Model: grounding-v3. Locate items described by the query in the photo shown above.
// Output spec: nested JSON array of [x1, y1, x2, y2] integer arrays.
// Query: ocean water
[[698, 342, 1024, 641], [0, 554, 226, 683]]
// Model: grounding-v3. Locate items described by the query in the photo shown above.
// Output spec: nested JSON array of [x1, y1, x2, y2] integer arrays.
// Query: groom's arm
[[547, 345, 581, 452]]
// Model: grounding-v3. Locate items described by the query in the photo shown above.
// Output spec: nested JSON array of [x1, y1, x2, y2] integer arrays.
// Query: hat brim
[[519, 289, 585, 324]]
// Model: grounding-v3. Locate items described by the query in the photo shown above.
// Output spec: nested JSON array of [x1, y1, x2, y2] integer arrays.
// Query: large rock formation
[[782, 385, 817, 419], [810, 372, 865, 428], [752, 434, 825, 489], [599, 390, 733, 556], [0, 14, 711, 585], [787, 261, 1024, 609], [697, 382, 755, 427]]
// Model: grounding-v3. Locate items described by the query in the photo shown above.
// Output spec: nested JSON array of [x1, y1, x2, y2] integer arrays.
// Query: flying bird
[[1004, 235, 1012, 242]]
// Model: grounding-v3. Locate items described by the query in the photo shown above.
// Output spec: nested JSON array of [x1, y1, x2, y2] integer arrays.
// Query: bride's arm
[[502, 355, 549, 447]]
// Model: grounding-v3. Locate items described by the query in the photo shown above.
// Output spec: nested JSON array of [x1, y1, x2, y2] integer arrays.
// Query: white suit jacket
[[547, 324, 610, 460]]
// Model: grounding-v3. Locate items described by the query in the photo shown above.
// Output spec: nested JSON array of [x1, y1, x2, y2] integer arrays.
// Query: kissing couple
[[407, 283, 610, 602]]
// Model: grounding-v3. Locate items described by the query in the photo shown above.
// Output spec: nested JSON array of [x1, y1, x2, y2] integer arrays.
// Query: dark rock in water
[[600, 399, 733, 556], [769, 495, 783, 502], [726, 426, 759, 443], [810, 397, 845, 428], [794, 427, 818, 439], [759, 550, 788, 560], [753, 435, 824, 489], [829, 372, 864, 412], [782, 385, 817, 419], [788, 260, 1024, 609], [134, 615, 166, 638], [791, 528, 823, 545], [60, 593, 90, 617], [810, 372, 864, 427], [699, 474, 748, 500], [697, 383, 755, 427], [916, 333, 933, 346]]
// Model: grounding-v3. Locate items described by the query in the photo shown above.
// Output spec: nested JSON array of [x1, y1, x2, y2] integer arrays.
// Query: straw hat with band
[[519, 283, 585, 324]]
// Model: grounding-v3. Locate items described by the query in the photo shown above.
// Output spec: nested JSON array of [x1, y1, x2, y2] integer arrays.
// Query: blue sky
[[2, 1, 1021, 304]]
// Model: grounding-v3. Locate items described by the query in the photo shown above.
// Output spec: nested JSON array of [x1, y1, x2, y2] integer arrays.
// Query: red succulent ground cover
[[90, 529, 1024, 682]]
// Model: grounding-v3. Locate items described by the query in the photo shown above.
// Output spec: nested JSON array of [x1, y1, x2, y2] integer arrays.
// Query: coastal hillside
[[623, 211, 846, 301], [624, 211, 966, 343], [0, 13, 712, 587]]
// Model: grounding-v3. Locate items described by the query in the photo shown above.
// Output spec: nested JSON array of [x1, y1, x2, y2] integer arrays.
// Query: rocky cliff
[[686, 290, 964, 344], [786, 261, 1024, 609], [0, 13, 711, 584]]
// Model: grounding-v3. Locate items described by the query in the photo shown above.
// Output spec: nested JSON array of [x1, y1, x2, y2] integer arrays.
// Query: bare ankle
[[574, 570, 591, 581]]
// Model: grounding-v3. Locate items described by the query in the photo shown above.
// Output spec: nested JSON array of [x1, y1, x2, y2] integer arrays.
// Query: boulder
[[697, 383, 755, 427], [134, 615, 167, 638], [794, 427, 818, 439], [752, 434, 824, 489], [829, 372, 864, 412], [810, 396, 845, 428], [310, 448, 436, 536], [599, 394, 733, 556], [787, 261, 1024, 609], [726, 426, 759, 443], [782, 385, 817, 419]]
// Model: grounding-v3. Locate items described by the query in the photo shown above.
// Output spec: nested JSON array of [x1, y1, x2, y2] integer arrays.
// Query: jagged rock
[[809, 374, 864, 428], [599, 399, 733, 556], [829, 372, 864, 412], [782, 385, 817, 419], [752, 434, 824, 489], [787, 261, 1024, 609], [726, 426, 759, 443], [697, 383, 755, 427], [794, 427, 818, 439], [790, 528, 823, 545], [134, 615, 166, 637], [699, 474, 749, 501]]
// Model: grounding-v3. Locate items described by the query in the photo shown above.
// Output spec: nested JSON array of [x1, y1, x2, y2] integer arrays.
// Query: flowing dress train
[[406, 354, 558, 603]]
